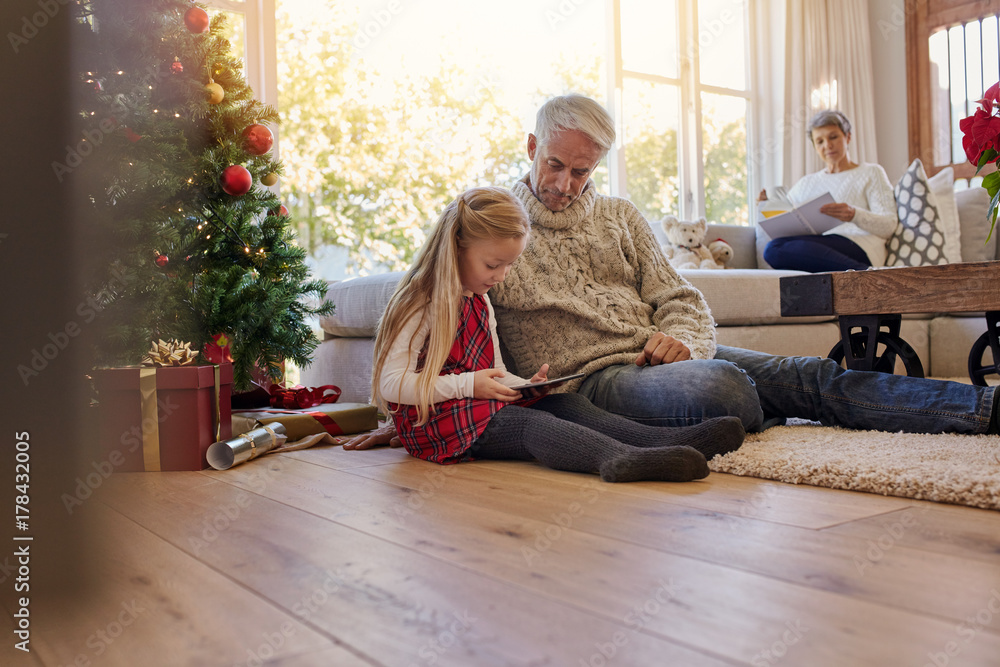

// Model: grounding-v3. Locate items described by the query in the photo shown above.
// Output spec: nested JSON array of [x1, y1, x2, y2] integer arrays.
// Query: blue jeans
[[578, 345, 995, 434], [764, 234, 870, 272]]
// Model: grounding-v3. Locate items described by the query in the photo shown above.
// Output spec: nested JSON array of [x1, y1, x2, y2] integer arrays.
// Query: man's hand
[[521, 363, 551, 398], [819, 202, 856, 222], [343, 424, 402, 450], [635, 332, 691, 366], [473, 368, 522, 401]]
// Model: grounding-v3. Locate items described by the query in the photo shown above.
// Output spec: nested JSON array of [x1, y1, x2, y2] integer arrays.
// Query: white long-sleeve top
[[787, 163, 898, 266], [378, 294, 530, 406]]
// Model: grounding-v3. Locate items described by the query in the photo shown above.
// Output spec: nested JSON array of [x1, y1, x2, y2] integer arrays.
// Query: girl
[[370, 186, 745, 482]]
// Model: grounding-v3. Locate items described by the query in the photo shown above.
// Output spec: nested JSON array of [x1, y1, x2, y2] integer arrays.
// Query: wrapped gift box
[[93, 363, 233, 471], [232, 402, 378, 442]]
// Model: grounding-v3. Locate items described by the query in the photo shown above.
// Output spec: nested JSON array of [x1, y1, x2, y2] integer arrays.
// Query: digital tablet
[[511, 372, 586, 390]]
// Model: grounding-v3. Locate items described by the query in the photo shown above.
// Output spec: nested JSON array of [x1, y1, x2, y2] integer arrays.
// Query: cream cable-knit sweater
[[490, 176, 716, 392]]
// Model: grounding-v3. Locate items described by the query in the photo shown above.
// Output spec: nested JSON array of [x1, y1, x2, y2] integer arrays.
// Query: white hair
[[533, 94, 616, 154]]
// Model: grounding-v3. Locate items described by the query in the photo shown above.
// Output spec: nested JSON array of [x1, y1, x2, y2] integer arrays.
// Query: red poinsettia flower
[[983, 81, 1000, 109], [959, 104, 1000, 165]]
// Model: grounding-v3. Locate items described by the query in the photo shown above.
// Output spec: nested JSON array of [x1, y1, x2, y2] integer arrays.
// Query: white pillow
[[927, 166, 963, 263]]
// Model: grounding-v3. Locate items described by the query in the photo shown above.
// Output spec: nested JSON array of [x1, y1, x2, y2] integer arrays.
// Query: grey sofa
[[302, 187, 998, 403]]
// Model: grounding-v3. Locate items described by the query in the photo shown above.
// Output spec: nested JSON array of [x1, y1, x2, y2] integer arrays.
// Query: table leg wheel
[[829, 332, 925, 377], [968, 331, 999, 386]]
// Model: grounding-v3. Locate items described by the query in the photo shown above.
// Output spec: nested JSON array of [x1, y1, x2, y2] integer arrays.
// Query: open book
[[757, 192, 843, 239]]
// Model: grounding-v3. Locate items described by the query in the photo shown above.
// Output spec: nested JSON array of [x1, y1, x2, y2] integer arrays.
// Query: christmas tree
[[73, 0, 332, 390]]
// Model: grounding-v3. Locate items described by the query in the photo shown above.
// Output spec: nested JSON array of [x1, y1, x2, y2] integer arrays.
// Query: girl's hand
[[342, 424, 402, 450], [473, 368, 522, 401], [758, 188, 768, 202], [819, 202, 856, 222]]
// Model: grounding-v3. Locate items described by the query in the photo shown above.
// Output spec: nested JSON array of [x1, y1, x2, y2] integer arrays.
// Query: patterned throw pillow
[[885, 159, 948, 267]]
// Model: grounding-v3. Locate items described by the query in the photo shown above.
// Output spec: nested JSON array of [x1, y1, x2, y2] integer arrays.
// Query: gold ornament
[[260, 172, 279, 187], [141, 339, 199, 367], [205, 79, 224, 104]]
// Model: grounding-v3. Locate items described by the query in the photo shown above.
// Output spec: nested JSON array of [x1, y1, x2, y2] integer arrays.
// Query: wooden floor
[[13, 442, 1000, 667]]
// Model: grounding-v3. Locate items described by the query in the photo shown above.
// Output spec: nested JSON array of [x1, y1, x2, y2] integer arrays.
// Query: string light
[[244, 247, 250, 253]]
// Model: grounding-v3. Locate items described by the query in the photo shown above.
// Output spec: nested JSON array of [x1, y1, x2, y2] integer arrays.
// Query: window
[[204, 0, 278, 109], [268, 0, 755, 278], [608, 0, 752, 225], [907, 0, 1000, 181]]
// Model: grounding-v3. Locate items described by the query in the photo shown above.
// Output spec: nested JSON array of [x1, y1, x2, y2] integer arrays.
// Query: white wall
[[869, 0, 910, 182]]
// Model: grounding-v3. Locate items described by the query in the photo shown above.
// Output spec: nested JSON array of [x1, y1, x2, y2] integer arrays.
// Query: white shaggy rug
[[709, 419, 1000, 510]]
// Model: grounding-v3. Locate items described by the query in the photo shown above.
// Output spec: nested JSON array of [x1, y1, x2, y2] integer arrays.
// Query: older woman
[[758, 110, 897, 272]]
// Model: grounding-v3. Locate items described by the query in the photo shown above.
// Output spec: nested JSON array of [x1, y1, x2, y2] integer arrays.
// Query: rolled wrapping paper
[[207, 422, 288, 470]]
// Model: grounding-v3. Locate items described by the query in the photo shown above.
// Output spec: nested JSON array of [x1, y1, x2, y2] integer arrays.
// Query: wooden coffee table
[[779, 261, 1000, 384]]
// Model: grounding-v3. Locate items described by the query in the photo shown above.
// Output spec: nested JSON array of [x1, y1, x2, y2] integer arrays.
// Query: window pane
[[622, 78, 679, 220], [928, 28, 951, 166], [620, 0, 678, 78], [215, 9, 247, 70], [276, 0, 605, 277], [702, 92, 748, 226], [698, 0, 746, 90], [983, 16, 999, 89], [965, 21, 984, 105], [949, 24, 967, 164]]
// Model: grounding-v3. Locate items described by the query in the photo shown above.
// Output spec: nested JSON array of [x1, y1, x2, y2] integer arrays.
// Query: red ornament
[[242, 124, 274, 156], [269, 204, 289, 217], [220, 165, 252, 196], [155, 254, 169, 267], [171, 59, 183, 74], [203, 333, 233, 364], [183, 7, 209, 33], [124, 127, 142, 143]]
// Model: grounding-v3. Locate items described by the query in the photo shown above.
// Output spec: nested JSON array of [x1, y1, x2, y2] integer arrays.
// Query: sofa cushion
[[886, 159, 948, 267], [680, 268, 834, 326], [318, 271, 405, 337], [956, 186, 997, 263], [927, 167, 963, 263], [705, 223, 758, 269]]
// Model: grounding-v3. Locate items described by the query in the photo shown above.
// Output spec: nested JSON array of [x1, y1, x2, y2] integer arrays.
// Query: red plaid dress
[[391, 295, 512, 464]]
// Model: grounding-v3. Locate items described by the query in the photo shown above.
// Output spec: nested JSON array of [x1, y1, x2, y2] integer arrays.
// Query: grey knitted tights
[[471, 393, 745, 482]]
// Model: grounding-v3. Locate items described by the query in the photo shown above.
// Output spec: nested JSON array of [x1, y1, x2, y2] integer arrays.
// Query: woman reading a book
[[758, 110, 897, 272]]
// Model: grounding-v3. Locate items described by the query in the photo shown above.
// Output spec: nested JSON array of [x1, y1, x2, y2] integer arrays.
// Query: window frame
[[906, 0, 1000, 179]]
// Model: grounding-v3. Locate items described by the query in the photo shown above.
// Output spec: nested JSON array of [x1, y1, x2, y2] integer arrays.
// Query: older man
[[488, 94, 997, 435], [346, 95, 998, 450]]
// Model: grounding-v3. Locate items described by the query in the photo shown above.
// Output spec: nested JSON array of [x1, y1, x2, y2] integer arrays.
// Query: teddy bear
[[660, 215, 724, 270], [707, 238, 734, 269]]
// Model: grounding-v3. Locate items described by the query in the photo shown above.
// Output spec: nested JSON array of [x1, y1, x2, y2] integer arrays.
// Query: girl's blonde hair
[[372, 186, 530, 425]]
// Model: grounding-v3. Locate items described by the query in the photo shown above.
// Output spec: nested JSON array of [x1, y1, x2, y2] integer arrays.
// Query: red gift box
[[93, 363, 233, 471]]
